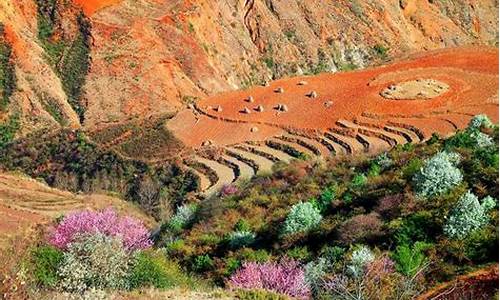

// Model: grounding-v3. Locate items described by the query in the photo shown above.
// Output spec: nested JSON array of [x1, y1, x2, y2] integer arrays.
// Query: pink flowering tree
[[228, 259, 310, 299], [49, 208, 152, 251]]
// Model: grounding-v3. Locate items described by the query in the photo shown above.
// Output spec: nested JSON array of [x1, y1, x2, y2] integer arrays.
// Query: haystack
[[275, 87, 284, 93], [280, 104, 289, 112], [308, 91, 318, 98], [324, 101, 333, 108], [247, 96, 254, 103], [214, 105, 223, 112], [255, 105, 264, 112], [241, 107, 251, 114], [298, 80, 308, 85], [250, 127, 259, 133]]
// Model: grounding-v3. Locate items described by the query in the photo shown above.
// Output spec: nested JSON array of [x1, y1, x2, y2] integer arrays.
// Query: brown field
[[164, 47, 498, 196], [191, 47, 497, 141]]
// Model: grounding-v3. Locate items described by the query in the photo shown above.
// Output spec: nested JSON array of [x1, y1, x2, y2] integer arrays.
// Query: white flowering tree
[[444, 191, 497, 239], [413, 152, 463, 198], [281, 202, 323, 236]]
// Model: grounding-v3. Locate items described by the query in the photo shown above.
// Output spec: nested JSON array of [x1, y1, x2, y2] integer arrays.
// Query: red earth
[[72, 0, 121, 16], [170, 47, 498, 148]]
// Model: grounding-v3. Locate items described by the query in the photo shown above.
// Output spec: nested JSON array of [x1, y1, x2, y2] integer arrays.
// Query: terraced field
[[0, 173, 155, 249], [165, 47, 498, 196]]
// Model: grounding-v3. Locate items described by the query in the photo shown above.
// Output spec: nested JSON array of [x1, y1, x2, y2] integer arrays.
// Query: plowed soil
[[172, 47, 498, 147], [73, 0, 121, 15]]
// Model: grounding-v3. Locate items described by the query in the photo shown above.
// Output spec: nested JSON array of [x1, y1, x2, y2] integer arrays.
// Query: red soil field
[[72, 0, 121, 15], [171, 47, 498, 147]]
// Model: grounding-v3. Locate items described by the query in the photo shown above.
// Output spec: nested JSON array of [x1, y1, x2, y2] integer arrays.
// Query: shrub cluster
[[160, 121, 498, 299], [33, 208, 191, 295]]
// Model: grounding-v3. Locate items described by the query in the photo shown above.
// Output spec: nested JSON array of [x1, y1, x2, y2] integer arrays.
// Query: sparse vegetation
[[35, 1, 91, 122], [0, 130, 199, 220], [0, 23, 16, 111]]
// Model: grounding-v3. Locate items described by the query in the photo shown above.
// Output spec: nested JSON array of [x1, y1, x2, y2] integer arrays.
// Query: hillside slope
[[0, 0, 498, 134]]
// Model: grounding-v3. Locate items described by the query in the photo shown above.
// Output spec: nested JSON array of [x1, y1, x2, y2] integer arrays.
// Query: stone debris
[[298, 80, 308, 86]]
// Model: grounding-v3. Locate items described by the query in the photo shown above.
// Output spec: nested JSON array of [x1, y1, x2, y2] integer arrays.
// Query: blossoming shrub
[[167, 204, 197, 232], [49, 208, 152, 251], [413, 151, 463, 198], [220, 184, 239, 197], [228, 259, 310, 299], [304, 258, 329, 294], [57, 233, 131, 293], [33, 208, 195, 294], [444, 191, 496, 239], [281, 202, 322, 236], [470, 131, 494, 148], [468, 114, 493, 130], [347, 246, 375, 278]]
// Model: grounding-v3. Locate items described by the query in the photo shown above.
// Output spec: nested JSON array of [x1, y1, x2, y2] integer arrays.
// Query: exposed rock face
[[0, 0, 498, 134]]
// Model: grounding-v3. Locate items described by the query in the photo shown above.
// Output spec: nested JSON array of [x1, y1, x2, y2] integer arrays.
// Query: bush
[[468, 114, 493, 130], [311, 186, 336, 213], [168, 204, 197, 232], [49, 208, 152, 251], [57, 233, 131, 293], [347, 246, 375, 278], [228, 259, 310, 299], [338, 212, 384, 244], [470, 131, 494, 148], [350, 173, 367, 189], [392, 241, 431, 277], [444, 191, 495, 239], [228, 231, 256, 249], [32, 246, 63, 287], [128, 250, 190, 289], [375, 194, 403, 219], [374, 152, 393, 169], [220, 184, 239, 197], [304, 258, 329, 294], [193, 254, 214, 272], [413, 152, 463, 198], [281, 202, 322, 236]]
